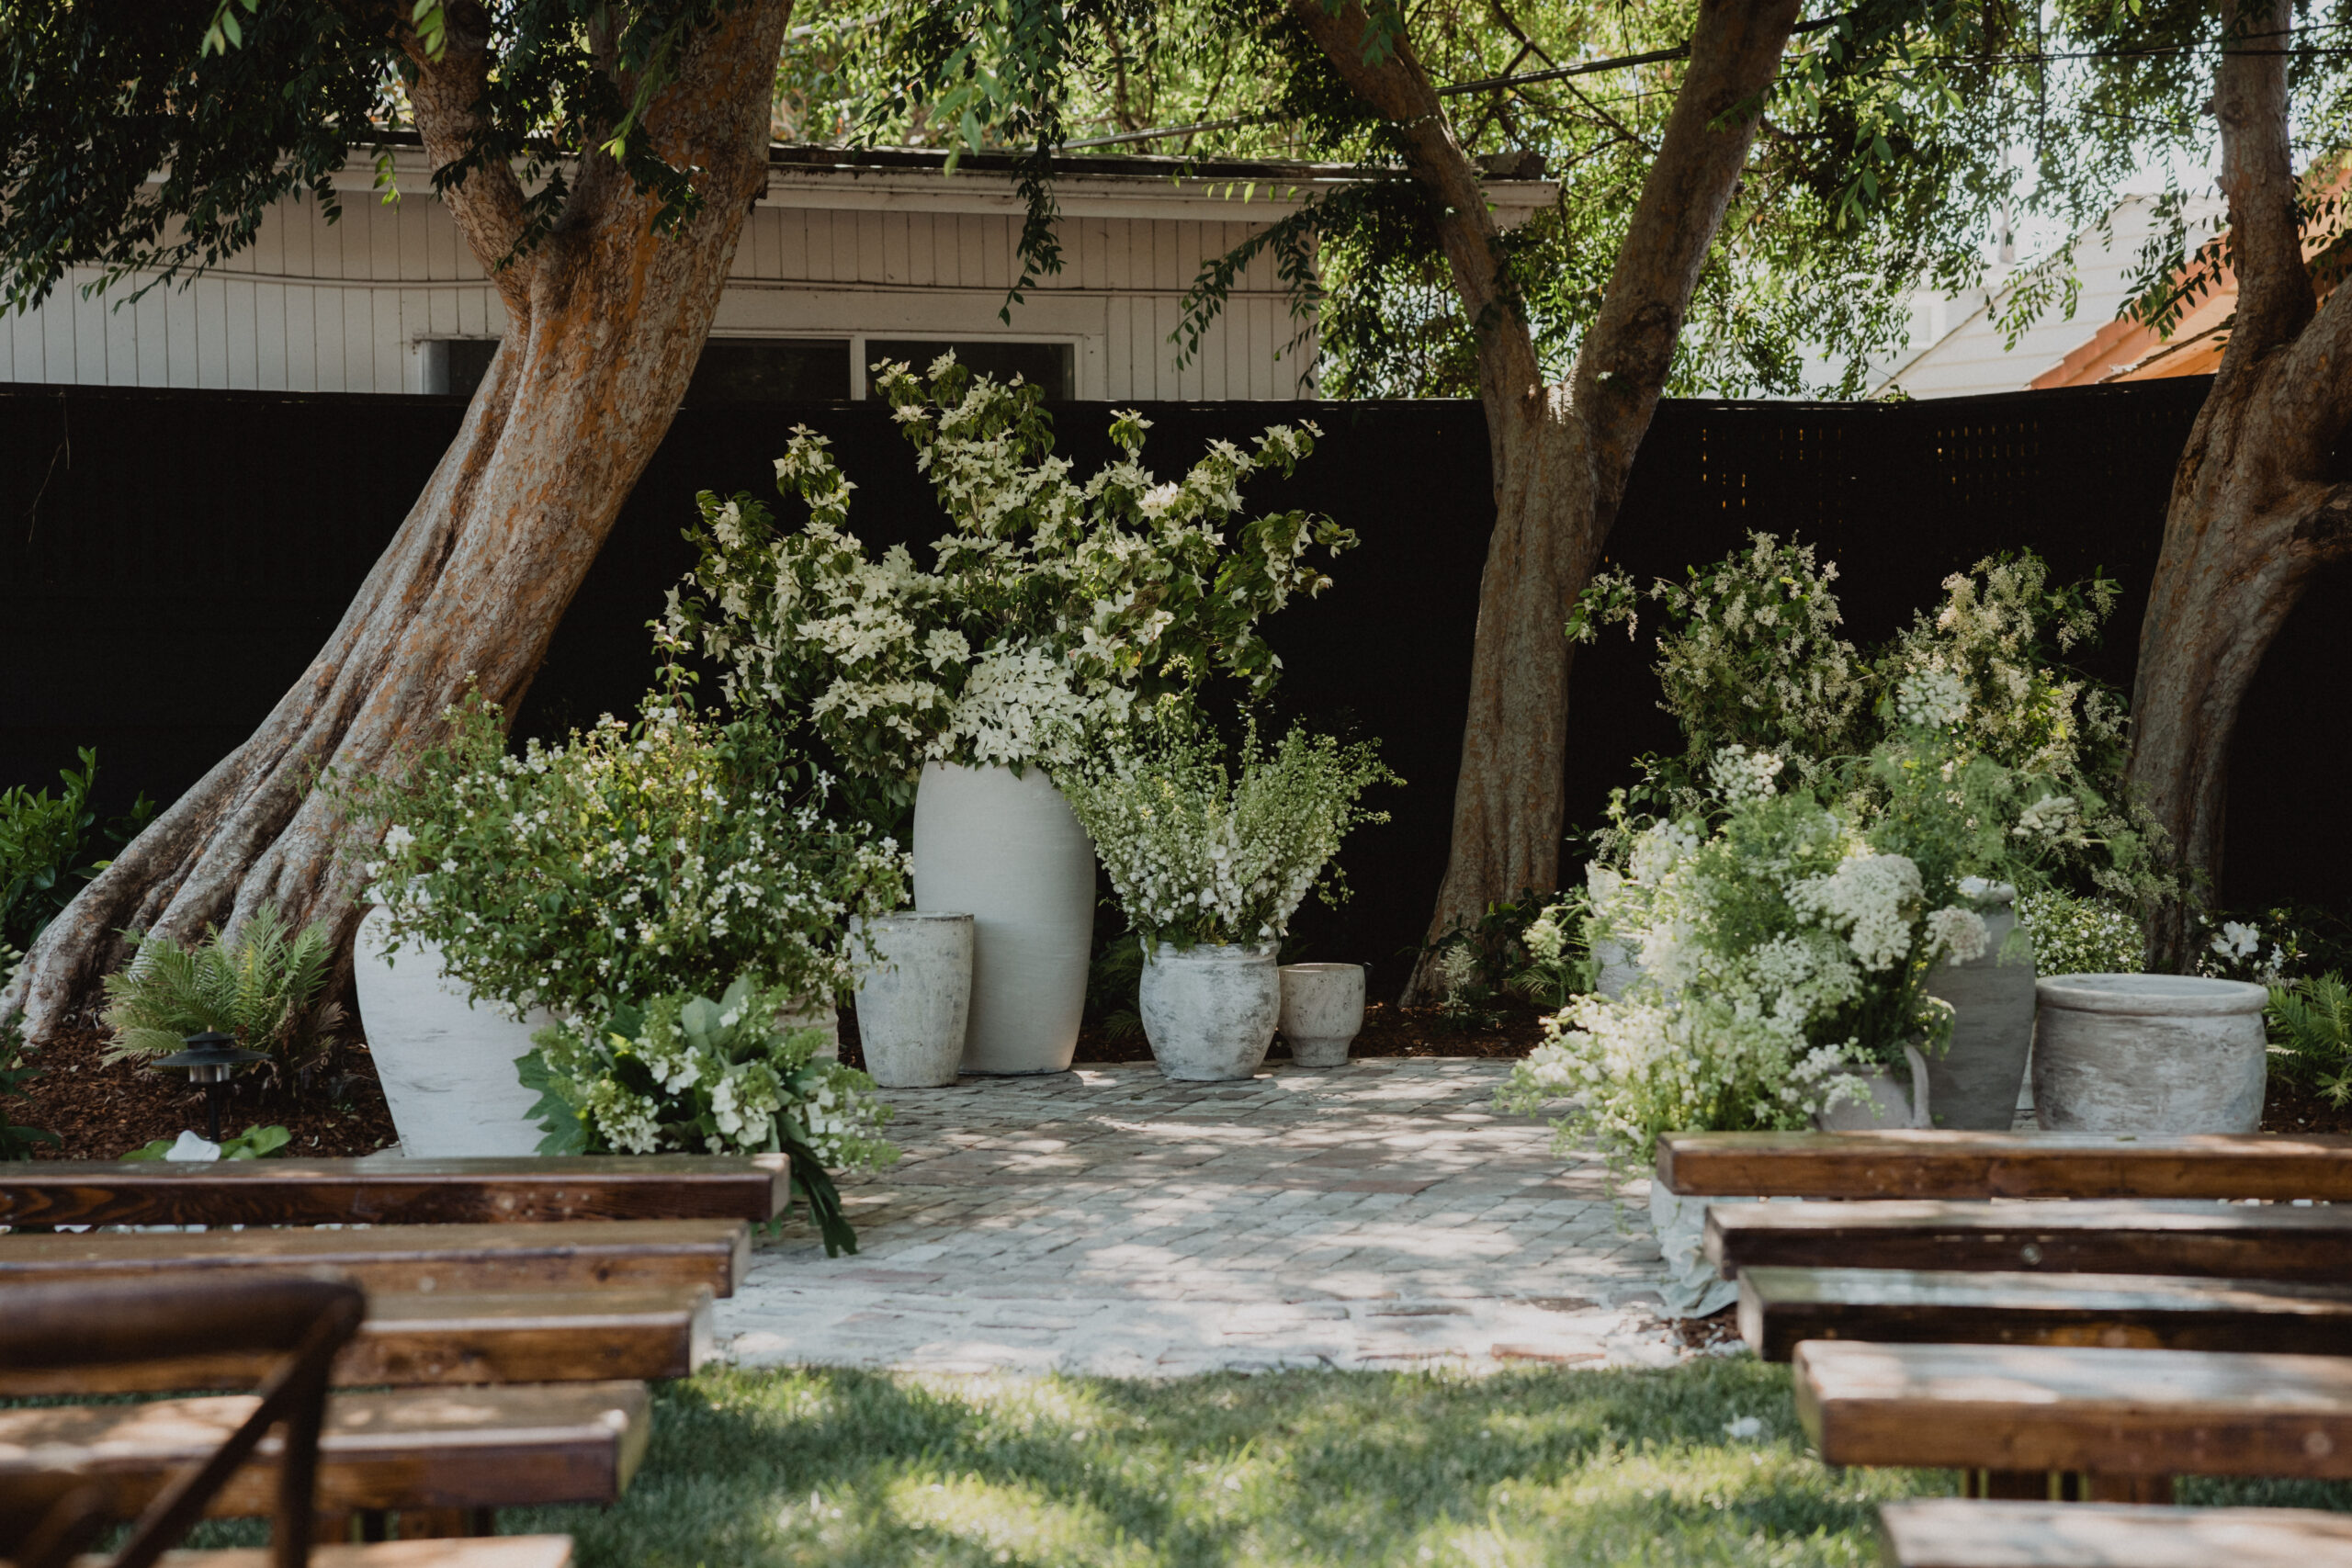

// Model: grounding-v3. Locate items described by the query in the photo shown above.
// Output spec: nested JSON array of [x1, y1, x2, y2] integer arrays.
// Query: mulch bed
[[12, 1027, 398, 1161], [2258, 1074, 2352, 1135]]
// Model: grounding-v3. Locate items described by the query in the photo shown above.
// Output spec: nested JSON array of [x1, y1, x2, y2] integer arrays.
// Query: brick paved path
[[719, 1059, 1677, 1375]]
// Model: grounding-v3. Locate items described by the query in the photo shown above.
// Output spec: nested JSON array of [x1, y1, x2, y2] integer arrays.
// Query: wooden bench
[[1795, 1340, 2352, 1501], [0, 1288, 714, 1393], [0, 1219, 751, 1297], [1706, 1198, 2352, 1281], [1877, 1498, 2352, 1567], [1657, 1130, 2352, 1201], [0, 1382, 651, 1521], [1739, 1265, 2352, 1360], [111, 1545, 576, 1568], [0, 1156, 787, 1227]]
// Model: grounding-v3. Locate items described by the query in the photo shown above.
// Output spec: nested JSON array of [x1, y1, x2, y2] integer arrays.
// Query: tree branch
[[401, 1, 536, 325], [2213, 0, 2312, 356]]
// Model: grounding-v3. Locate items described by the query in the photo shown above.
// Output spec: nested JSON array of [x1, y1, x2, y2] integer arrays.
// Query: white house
[[0, 142, 1556, 402]]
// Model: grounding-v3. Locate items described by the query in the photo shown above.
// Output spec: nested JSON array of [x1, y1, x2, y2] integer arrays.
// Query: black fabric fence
[[4, 377, 2341, 978]]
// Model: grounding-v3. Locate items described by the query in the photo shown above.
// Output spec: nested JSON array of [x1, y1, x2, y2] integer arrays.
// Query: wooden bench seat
[[0, 1382, 650, 1521], [0, 1219, 750, 1297], [1657, 1130, 2352, 1201], [1739, 1265, 2352, 1360], [1705, 1198, 2352, 1281], [74, 1540, 576, 1568], [1795, 1340, 2352, 1483], [0, 1156, 787, 1228], [0, 1288, 714, 1393], [1877, 1498, 2352, 1567]]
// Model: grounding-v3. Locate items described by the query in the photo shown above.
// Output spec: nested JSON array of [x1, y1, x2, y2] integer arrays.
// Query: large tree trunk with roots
[[2127, 0, 2352, 969], [1290, 0, 1801, 998], [4, 1, 792, 1041]]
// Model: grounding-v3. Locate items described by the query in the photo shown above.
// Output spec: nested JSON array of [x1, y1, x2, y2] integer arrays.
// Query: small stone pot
[[1277, 963, 1365, 1068], [1815, 1044, 1934, 1131], [851, 912, 975, 1089], [2033, 974, 2269, 1134], [1138, 942, 1280, 1082], [1922, 882, 2038, 1129]]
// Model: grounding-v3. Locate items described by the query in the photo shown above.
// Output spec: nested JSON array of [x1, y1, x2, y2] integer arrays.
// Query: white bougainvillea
[[668, 355, 1355, 783]]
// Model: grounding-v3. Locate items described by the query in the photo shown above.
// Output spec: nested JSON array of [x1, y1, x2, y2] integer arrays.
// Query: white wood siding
[[2, 183, 1316, 399]]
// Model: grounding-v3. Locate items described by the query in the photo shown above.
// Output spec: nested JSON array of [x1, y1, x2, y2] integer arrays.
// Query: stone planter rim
[[1956, 877, 2016, 904], [1278, 962, 1361, 975], [2036, 973, 2267, 1017], [865, 910, 975, 924], [1149, 941, 1278, 961]]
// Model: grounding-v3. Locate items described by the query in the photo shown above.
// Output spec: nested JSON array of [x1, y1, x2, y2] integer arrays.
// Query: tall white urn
[[852, 912, 975, 1089], [353, 906, 550, 1157], [912, 761, 1095, 1075]]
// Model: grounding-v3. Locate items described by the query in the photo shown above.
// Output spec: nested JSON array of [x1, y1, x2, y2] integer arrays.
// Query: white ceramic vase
[[1815, 1044, 1934, 1131], [1139, 943, 1280, 1081], [353, 906, 550, 1157], [1920, 882, 2038, 1129], [1277, 963, 1364, 1068], [911, 761, 1096, 1076], [851, 912, 975, 1089], [2033, 974, 2269, 1134]]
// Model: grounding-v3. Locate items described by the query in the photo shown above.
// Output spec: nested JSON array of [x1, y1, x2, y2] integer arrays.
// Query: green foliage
[[2269, 972, 2352, 1108], [124, 1123, 292, 1161], [100, 904, 342, 1069], [1, 750, 153, 953], [1084, 927, 1148, 1043], [2017, 888, 2144, 977], [522, 974, 897, 1257], [1424, 895, 1588, 1027], [0, 953, 58, 1160], [338, 656, 910, 1021]]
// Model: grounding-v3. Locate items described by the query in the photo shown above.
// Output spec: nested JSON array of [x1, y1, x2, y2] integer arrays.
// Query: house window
[[865, 341, 1074, 400], [425, 337, 854, 401]]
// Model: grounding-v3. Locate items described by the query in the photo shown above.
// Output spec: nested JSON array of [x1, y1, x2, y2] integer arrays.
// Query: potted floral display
[[666, 355, 1355, 1074], [522, 974, 897, 1254], [337, 657, 909, 1156], [1057, 710, 1393, 1081]]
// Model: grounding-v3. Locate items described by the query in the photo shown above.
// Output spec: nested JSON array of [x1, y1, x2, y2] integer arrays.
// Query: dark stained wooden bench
[[0, 1382, 651, 1522], [1705, 1198, 2352, 1281], [0, 1288, 714, 1393], [104, 1543, 578, 1568], [0, 1156, 787, 1227], [1739, 1265, 2352, 1360], [1795, 1340, 2352, 1501], [1877, 1498, 2352, 1567], [0, 1219, 751, 1297], [1657, 1131, 2352, 1201]]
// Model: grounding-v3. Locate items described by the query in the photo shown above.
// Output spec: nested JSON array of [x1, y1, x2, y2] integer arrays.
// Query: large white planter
[[1277, 963, 1364, 1068], [1139, 943, 1280, 1081], [851, 912, 974, 1089], [353, 906, 550, 1157], [2033, 974, 2269, 1134], [912, 761, 1095, 1075], [1921, 883, 2038, 1129]]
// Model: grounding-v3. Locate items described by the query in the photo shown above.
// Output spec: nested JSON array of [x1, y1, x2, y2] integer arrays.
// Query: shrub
[[0, 947, 56, 1159], [100, 904, 343, 1069], [2267, 972, 2352, 1106], [1, 749, 153, 952], [2017, 889, 2145, 976]]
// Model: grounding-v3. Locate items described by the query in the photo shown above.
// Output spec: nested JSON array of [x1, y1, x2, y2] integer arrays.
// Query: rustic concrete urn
[[851, 912, 974, 1089], [1139, 942, 1280, 1081], [1276, 963, 1364, 1067], [1814, 1044, 1934, 1131], [1921, 882, 2038, 1129], [2032, 974, 2269, 1134], [353, 906, 549, 1157]]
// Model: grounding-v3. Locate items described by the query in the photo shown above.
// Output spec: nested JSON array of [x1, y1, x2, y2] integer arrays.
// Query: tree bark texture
[[5, 1, 793, 1039], [1289, 0, 1801, 997], [2126, 0, 2352, 966]]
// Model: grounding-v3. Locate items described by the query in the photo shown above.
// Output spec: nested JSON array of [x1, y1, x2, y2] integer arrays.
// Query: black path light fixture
[[155, 1032, 268, 1145]]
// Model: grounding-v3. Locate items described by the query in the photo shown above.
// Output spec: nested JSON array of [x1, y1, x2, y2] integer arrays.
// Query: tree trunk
[[1287, 0, 1800, 998], [2126, 0, 2352, 967], [4, 1, 792, 1040]]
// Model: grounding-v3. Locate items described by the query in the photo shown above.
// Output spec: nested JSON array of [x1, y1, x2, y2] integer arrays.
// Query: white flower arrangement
[[668, 355, 1355, 784], [1056, 710, 1396, 951]]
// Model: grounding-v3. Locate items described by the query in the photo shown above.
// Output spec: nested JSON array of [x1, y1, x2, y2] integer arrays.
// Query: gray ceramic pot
[[851, 912, 974, 1088], [2032, 974, 2269, 1134], [1277, 963, 1364, 1067], [1921, 883, 2038, 1129], [1139, 942, 1280, 1081]]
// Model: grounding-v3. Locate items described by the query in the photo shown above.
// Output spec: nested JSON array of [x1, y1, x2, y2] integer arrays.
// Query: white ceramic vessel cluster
[[2032, 973, 2268, 1133], [353, 906, 548, 1158], [852, 912, 975, 1088], [1139, 943, 1281, 1081], [1277, 963, 1365, 1067]]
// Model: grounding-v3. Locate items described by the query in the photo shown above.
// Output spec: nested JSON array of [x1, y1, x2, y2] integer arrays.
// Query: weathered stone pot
[[1277, 963, 1364, 1067], [851, 912, 974, 1089], [1815, 1044, 1934, 1132], [353, 906, 549, 1157], [1139, 942, 1280, 1082], [2033, 974, 2269, 1134], [1922, 882, 2038, 1129], [912, 761, 1095, 1076]]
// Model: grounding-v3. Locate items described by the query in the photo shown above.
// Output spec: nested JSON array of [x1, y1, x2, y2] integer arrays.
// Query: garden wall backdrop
[[4, 376, 2338, 985]]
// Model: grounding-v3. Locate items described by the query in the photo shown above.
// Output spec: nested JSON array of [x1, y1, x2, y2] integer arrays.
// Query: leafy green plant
[[2018, 889, 2145, 977], [2269, 972, 2352, 1108], [1, 749, 154, 953], [1084, 927, 1147, 1043], [522, 974, 897, 1257], [100, 904, 343, 1068], [124, 1123, 291, 1161], [0, 950, 58, 1160]]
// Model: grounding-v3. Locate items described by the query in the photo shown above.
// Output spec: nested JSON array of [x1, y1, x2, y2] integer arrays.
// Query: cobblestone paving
[[719, 1059, 1677, 1375]]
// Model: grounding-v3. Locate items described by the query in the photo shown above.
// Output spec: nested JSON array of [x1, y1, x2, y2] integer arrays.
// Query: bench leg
[[2085, 1472, 2173, 1505], [1966, 1470, 2064, 1500], [359, 1511, 390, 1543], [396, 1507, 495, 1539]]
